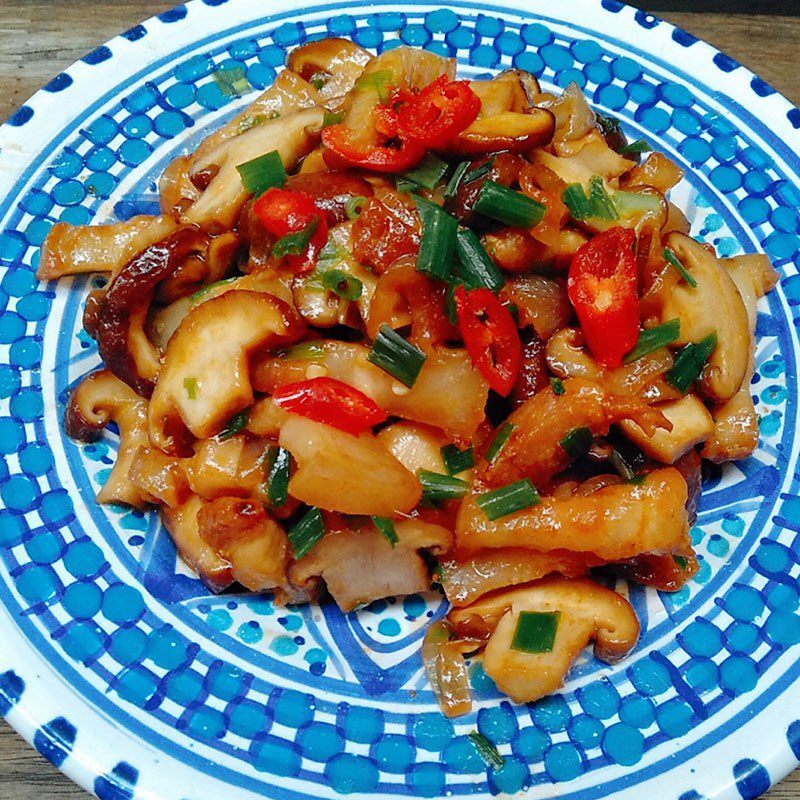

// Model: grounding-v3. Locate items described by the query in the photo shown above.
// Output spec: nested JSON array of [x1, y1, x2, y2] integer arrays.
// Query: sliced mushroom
[[538, 82, 596, 152], [287, 37, 372, 102], [127, 446, 190, 507], [38, 215, 179, 281], [279, 415, 422, 516], [289, 515, 451, 611], [660, 232, 750, 403], [450, 109, 555, 156], [183, 434, 269, 501], [285, 171, 374, 225], [456, 467, 689, 561], [611, 547, 699, 592], [448, 578, 639, 703], [159, 155, 202, 216], [66, 369, 152, 508], [468, 73, 530, 116], [148, 290, 305, 453], [535, 130, 634, 186], [377, 421, 473, 480], [197, 497, 288, 591], [499, 274, 571, 339], [622, 152, 684, 194], [422, 621, 475, 718]]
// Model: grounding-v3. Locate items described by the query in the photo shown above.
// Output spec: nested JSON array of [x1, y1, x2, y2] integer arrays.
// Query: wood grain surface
[[0, 3, 798, 798]]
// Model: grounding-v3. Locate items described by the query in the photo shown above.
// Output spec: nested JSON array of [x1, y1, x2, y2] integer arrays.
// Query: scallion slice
[[212, 66, 251, 97], [266, 446, 291, 506], [236, 150, 287, 196], [454, 228, 505, 292], [272, 218, 320, 258], [419, 470, 469, 503], [441, 444, 475, 476], [562, 183, 593, 220], [511, 610, 560, 653], [322, 110, 344, 127], [476, 479, 540, 520], [609, 449, 637, 481], [396, 178, 420, 193], [596, 113, 622, 137], [282, 340, 326, 361], [321, 269, 363, 301], [183, 376, 198, 400], [666, 333, 718, 393], [289, 507, 325, 560], [550, 377, 566, 396], [624, 318, 681, 363], [464, 157, 495, 185], [219, 408, 251, 440], [560, 426, 594, 459], [468, 732, 505, 770], [415, 197, 457, 281], [473, 180, 547, 228], [368, 324, 427, 388], [401, 155, 449, 190], [444, 161, 470, 199], [355, 69, 393, 103], [372, 516, 399, 547], [563, 176, 619, 221], [663, 246, 698, 288], [345, 195, 368, 220], [485, 422, 516, 464], [190, 276, 238, 302], [674, 554, 689, 571], [619, 138, 653, 156]]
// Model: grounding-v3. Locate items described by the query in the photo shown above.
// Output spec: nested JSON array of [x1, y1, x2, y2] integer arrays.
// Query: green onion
[[266, 447, 291, 506], [345, 195, 368, 220], [550, 377, 566, 396], [563, 177, 619, 221], [596, 113, 622, 138], [468, 732, 505, 769], [619, 138, 653, 156], [505, 302, 519, 323], [236, 150, 287, 196], [609, 449, 637, 480], [511, 610, 560, 653], [238, 114, 267, 134], [473, 180, 547, 228], [368, 324, 427, 388], [309, 72, 329, 90], [464, 157, 495, 185], [288, 507, 325, 560], [282, 340, 326, 361], [322, 110, 344, 127], [476, 479, 540, 520], [444, 282, 459, 325], [190, 276, 238, 302], [628, 473, 647, 485], [183, 376, 198, 400], [441, 444, 475, 475], [485, 422, 516, 464], [272, 218, 320, 258], [613, 189, 663, 219], [562, 183, 593, 220], [355, 69, 393, 103], [666, 333, 718, 393], [663, 246, 698, 288], [212, 66, 251, 97], [400, 155, 449, 190], [415, 197, 458, 281], [395, 178, 420, 194], [624, 318, 681, 363], [454, 228, 505, 292], [419, 470, 469, 503], [560, 426, 594, 459], [444, 161, 470, 199], [372, 516, 399, 547], [219, 408, 251, 440], [321, 269, 363, 301], [674, 554, 689, 571]]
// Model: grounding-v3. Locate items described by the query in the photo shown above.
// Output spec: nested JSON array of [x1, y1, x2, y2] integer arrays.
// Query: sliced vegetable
[[441, 444, 475, 475], [322, 110, 344, 127], [372, 516, 399, 547], [473, 180, 547, 228], [464, 157, 495, 185], [674, 554, 689, 570], [282, 340, 327, 361], [273, 218, 321, 258], [345, 195, 368, 220], [619, 139, 653, 156], [663, 246, 698, 289], [419, 470, 470, 503], [415, 197, 458, 281], [219, 408, 251, 440], [212, 66, 251, 97], [475, 479, 541, 520], [468, 731, 505, 769], [289, 506, 326, 560], [609, 448, 637, 480], [560, 426, 593, 459], [322, 124, 426, 173], [183, 376, 198, 400], [236, 150, 287, 196], [624, 318, 681, 363], [454, 228, 505, 292], [400, 154, 449, 190], [272, 377, 388, 435], [354, 69, 393, 102], [320, 269, 364, 300], [368, 324, 428, 388], [266, 446, 291, 506], [563, 176, 619, 221], [444, 161, 470, 199], [567, 226, 639, 368], [485, 422, 516, 464], [666, 333, 718, 393], [550, 377, 566, 396], [511, 610, 561, 653], [455, 286, 521, 397]]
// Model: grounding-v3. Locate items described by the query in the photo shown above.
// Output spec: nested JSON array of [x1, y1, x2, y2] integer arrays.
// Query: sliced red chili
[[252, 187, 328, 273], [272, 377, 388, 436], [567, 226, 639, 368], [455, 285, 522, 396], [397, 76, 481, 149], [322, 123, 426, 173]]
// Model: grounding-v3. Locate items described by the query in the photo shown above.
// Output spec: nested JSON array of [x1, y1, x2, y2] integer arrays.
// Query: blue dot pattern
[[0, 3, 798, 799]]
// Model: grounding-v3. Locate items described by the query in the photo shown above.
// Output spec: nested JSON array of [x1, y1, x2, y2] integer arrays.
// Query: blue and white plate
[[1, 1, 799, 798]]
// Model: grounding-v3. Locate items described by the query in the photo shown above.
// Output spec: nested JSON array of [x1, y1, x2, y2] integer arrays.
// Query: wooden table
[[0, 3, 798, 798]]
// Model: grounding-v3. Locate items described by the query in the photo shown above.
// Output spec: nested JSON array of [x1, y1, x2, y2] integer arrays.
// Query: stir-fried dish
[[40, 38, 778, 717]]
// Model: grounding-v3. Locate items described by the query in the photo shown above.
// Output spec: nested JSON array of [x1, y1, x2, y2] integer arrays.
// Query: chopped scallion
[[596, 113, 622, 138], [219, 408, 251, 440], [609, 449, 637, 481], [624, 318, 681, 363], [372, 516, 399, 547], [345, 195, 368, 220], [473, 180, 547, 228], [563, 176, 619, 221], [454, 228, 505, 292], [560, 426, 594, 459], [400, 155, 449, 190], [190, 276, 238, 302], [266, 446, 291, 506], [419, 470, 469, 503], [511, 610, 560, 653], [619, 138, 653, 155], [309, 72, 329, 90], [485, 422, 516, 464], [562, 183, 593, 220], [663, 246, 698, 288], [666, 333, 718, 393], [416, 197, 458, 281], [282, 340, 327, 361], [236, 150, 287, 196], [288, 507, 325, 560], [674, 554, 689, 570], [321, 269, 363, 300], [272, 218, 320, 258], [441, 444, 475, 476], [395, 178, 420, 193], [476, 479, 540, 520], [355, 69, 393, 103], [322, 110, 344, 127], [550, 377, 566, 396], [183, 376, 198, 400], [468, 732, 505, 769], [444, 161, 470, 199], [464, 157, 495, 185], [367, 324, 427, 388], [212, 66, 251, 97]]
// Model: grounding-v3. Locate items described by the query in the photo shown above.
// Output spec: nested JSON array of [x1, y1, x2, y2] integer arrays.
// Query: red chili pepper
[[272, 377, 388, 436], [567, 226, 639, 368], [322, 124, 426, 173], [397, 76, 481, 149], [455, 286, 522, 396], [252, 187, 328, 273]]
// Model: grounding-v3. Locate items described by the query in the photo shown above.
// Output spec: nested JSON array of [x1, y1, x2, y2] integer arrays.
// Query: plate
[[1, 1, 799, 798]]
